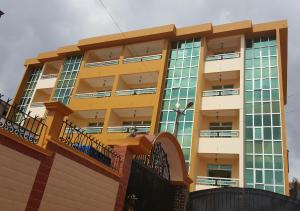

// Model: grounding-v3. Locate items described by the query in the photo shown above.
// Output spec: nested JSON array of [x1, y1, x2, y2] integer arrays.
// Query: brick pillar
[[42, 102, 73, 147], [25, 155, 54, 211], [173, 185, 189, 211], [113, 146, 133, 211]]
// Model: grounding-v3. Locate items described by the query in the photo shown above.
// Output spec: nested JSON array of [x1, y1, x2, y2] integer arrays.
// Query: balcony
[[115, 88, 156, 96], [68, 110, 106, 135], [204, 36, 242, 73], [196, 176, 239, 189], [74, 76, 114, 100], [36, 60, 61, 89], [107, 125, 150, 133], [84, 46, 121, 68], [75, 91, 111, 99], [202, 88, 239, 97], [107, 107, 152, 134], [200, 130, 239, 138], [123, 40, 163, 65]]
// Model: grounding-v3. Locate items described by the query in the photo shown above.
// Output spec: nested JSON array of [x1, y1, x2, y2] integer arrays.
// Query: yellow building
[[13, 20, 288, 195]]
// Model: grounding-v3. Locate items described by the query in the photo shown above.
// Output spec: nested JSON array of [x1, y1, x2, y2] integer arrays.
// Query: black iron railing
[[134, 142, 170, 181], [59, 120, 121, 171], [0, 94, 47, 144]]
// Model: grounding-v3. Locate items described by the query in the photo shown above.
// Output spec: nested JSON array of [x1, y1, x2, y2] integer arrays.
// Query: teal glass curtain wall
[[18, 66, 42, 112], [159, 38, 201, 170], [52, 55, 82, 104], [244, 36, 285, 194]]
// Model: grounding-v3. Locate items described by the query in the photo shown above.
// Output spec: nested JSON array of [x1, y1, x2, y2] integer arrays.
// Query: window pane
[[255, 155, 263, 168], [264, 141, 273, 154], [245, 115, 253, 126], [265, 170, 274, 184], [275, 171, 284, 185], [256, 170, 263, 183], [274, 142, 282, 154], [272, 102, 280, 113], [263, 114, 271, 126], [264, 128, 272, 140], [245, 141, 253, 153], [255, 140, 262, 154], [246, 155, 253, 168], [274, 155, 283, 169], [245, 169, 254, 183], [273, 127, 281, 140], [255, 128, 262, 139], [254, 115, 262, 126], [245, 128, 253, 139], [272, 114, 281, 126], [264, 155, 273, 169]]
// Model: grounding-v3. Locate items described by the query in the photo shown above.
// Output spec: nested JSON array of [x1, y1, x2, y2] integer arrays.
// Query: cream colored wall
[[204, 57, 243, 74], [39, 154, 119, 211], [198, 139, 243, 154], [196, 156, 240, 179], [199, 115, 240, 130], [0, 144, 40, 211]]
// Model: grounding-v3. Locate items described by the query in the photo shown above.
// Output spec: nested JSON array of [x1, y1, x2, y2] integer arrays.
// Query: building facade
[[13, 20, 288, 195]]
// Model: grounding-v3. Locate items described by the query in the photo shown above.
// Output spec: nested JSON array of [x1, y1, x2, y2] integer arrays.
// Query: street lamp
[[172, 101, 194, 138]]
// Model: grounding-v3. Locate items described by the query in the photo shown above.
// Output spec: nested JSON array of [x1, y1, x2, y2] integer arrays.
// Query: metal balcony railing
[[85, 59, 119, 68], [115, 88, 156, 96], [196, 176, 239, 187], [200, 130, 239, 138], [75, 91, 111, 99], [30, 102, 45, 107], [82, 126, 103, 134], [123, 54, 162, 64], [206, 52, 240, 61], [107, 125, 150, 133], [202, 88, 239, 97], [40, 73, 58, 79]]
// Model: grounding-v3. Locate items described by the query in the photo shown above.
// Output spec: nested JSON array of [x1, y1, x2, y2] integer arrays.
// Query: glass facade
[[244, 36, 285, 194], [159, 38, 201, 170], [52, 55, 82, 104], [18, 66, 42, 112]]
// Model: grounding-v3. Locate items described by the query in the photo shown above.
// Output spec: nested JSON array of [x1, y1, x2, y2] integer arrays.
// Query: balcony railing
[[115, 88, 156, 96], [206, 52, 240, 61], [85, 59, 119, 68], [196, 176, 239, 187], [202, 88, 239, 97], [123, 54, 162, 64], [75, 91, 111, 99], [82, 126, 103, 134], [31, 102, 45, 108], [41, 73, 58, 79], [107, 125, 150, 133], [200, 130, 239, 138]]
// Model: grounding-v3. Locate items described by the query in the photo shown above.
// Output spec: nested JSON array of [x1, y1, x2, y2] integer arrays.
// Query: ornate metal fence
[[134, 142, 170, 181], [58, 120, 121, 171], [0, 94, 47, 144]]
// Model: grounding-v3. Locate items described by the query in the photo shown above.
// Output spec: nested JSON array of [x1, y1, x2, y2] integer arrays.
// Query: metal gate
[[124, 143, 175, 211], [186, 187, 300, 211]]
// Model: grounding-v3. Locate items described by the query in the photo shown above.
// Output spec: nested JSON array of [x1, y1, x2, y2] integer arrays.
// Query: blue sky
[[0, 0, 299, 179]]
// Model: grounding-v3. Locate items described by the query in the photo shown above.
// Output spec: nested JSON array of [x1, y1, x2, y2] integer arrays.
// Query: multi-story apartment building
[[12, 20, 288, 195]]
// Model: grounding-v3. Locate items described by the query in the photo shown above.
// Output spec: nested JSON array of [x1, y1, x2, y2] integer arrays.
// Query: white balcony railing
[[40, 74, 58, 79], [65, 126, 103, 134], [30, 102, 45, 108], [107, 125, 150, 133], [123, 54, 162, 64], [75, 91, 111, 99], [200, 130, 239, 138], [196, 176, 239, 187], [206, 52, 240, 61], [202, 88, 239, 97], [85, 59, 119, 68], [115, 88, 156, 96]]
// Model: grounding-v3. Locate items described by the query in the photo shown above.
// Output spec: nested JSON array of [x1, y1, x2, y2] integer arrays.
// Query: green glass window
[[246, 155, 254, 168], [256, 170, 263, 183], [265, 170, 274, 184], [274, 141, 282, 154], [263, 127, 272, 140], [245, 141, 253, 153], [245, 169, 254, 183], [275, 171, 284, 185], [245, 115, 253, 126], [264, 155, 273, 169], [255, 140, 263, 154], [274, 155, 283, 169], [159, 38, 200, 171]]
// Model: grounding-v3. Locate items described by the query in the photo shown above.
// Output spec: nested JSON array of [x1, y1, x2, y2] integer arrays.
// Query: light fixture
[[175, 102, 180, 109], [103, 79, 106, 87], [146, 47, 149, 54], [173, 101, 194, 138]]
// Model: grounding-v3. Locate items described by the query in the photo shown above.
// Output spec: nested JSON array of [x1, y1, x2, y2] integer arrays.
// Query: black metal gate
[[186, 187, 300, 211], [124, 143, 175, 211]]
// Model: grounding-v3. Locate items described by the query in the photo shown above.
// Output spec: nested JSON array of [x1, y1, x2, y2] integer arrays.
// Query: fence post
[[42, 102, 73, 147]]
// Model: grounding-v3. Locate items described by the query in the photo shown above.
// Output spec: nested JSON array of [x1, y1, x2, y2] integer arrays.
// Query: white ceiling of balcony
[[89, 46, 122, 60], [71, 110, 106, 119], [44, 60, 63, 70], [81, 76, 114, 88], [201, 109, 239, 117], [120, 71, 158, 85], [204, 70, 240, 81], [125, 39, 163, 57], [112, 107, 152, 118], [207, 35, 240, 50]]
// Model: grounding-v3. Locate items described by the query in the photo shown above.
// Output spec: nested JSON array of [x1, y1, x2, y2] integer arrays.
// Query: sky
[[0, 0, 299, 179]]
